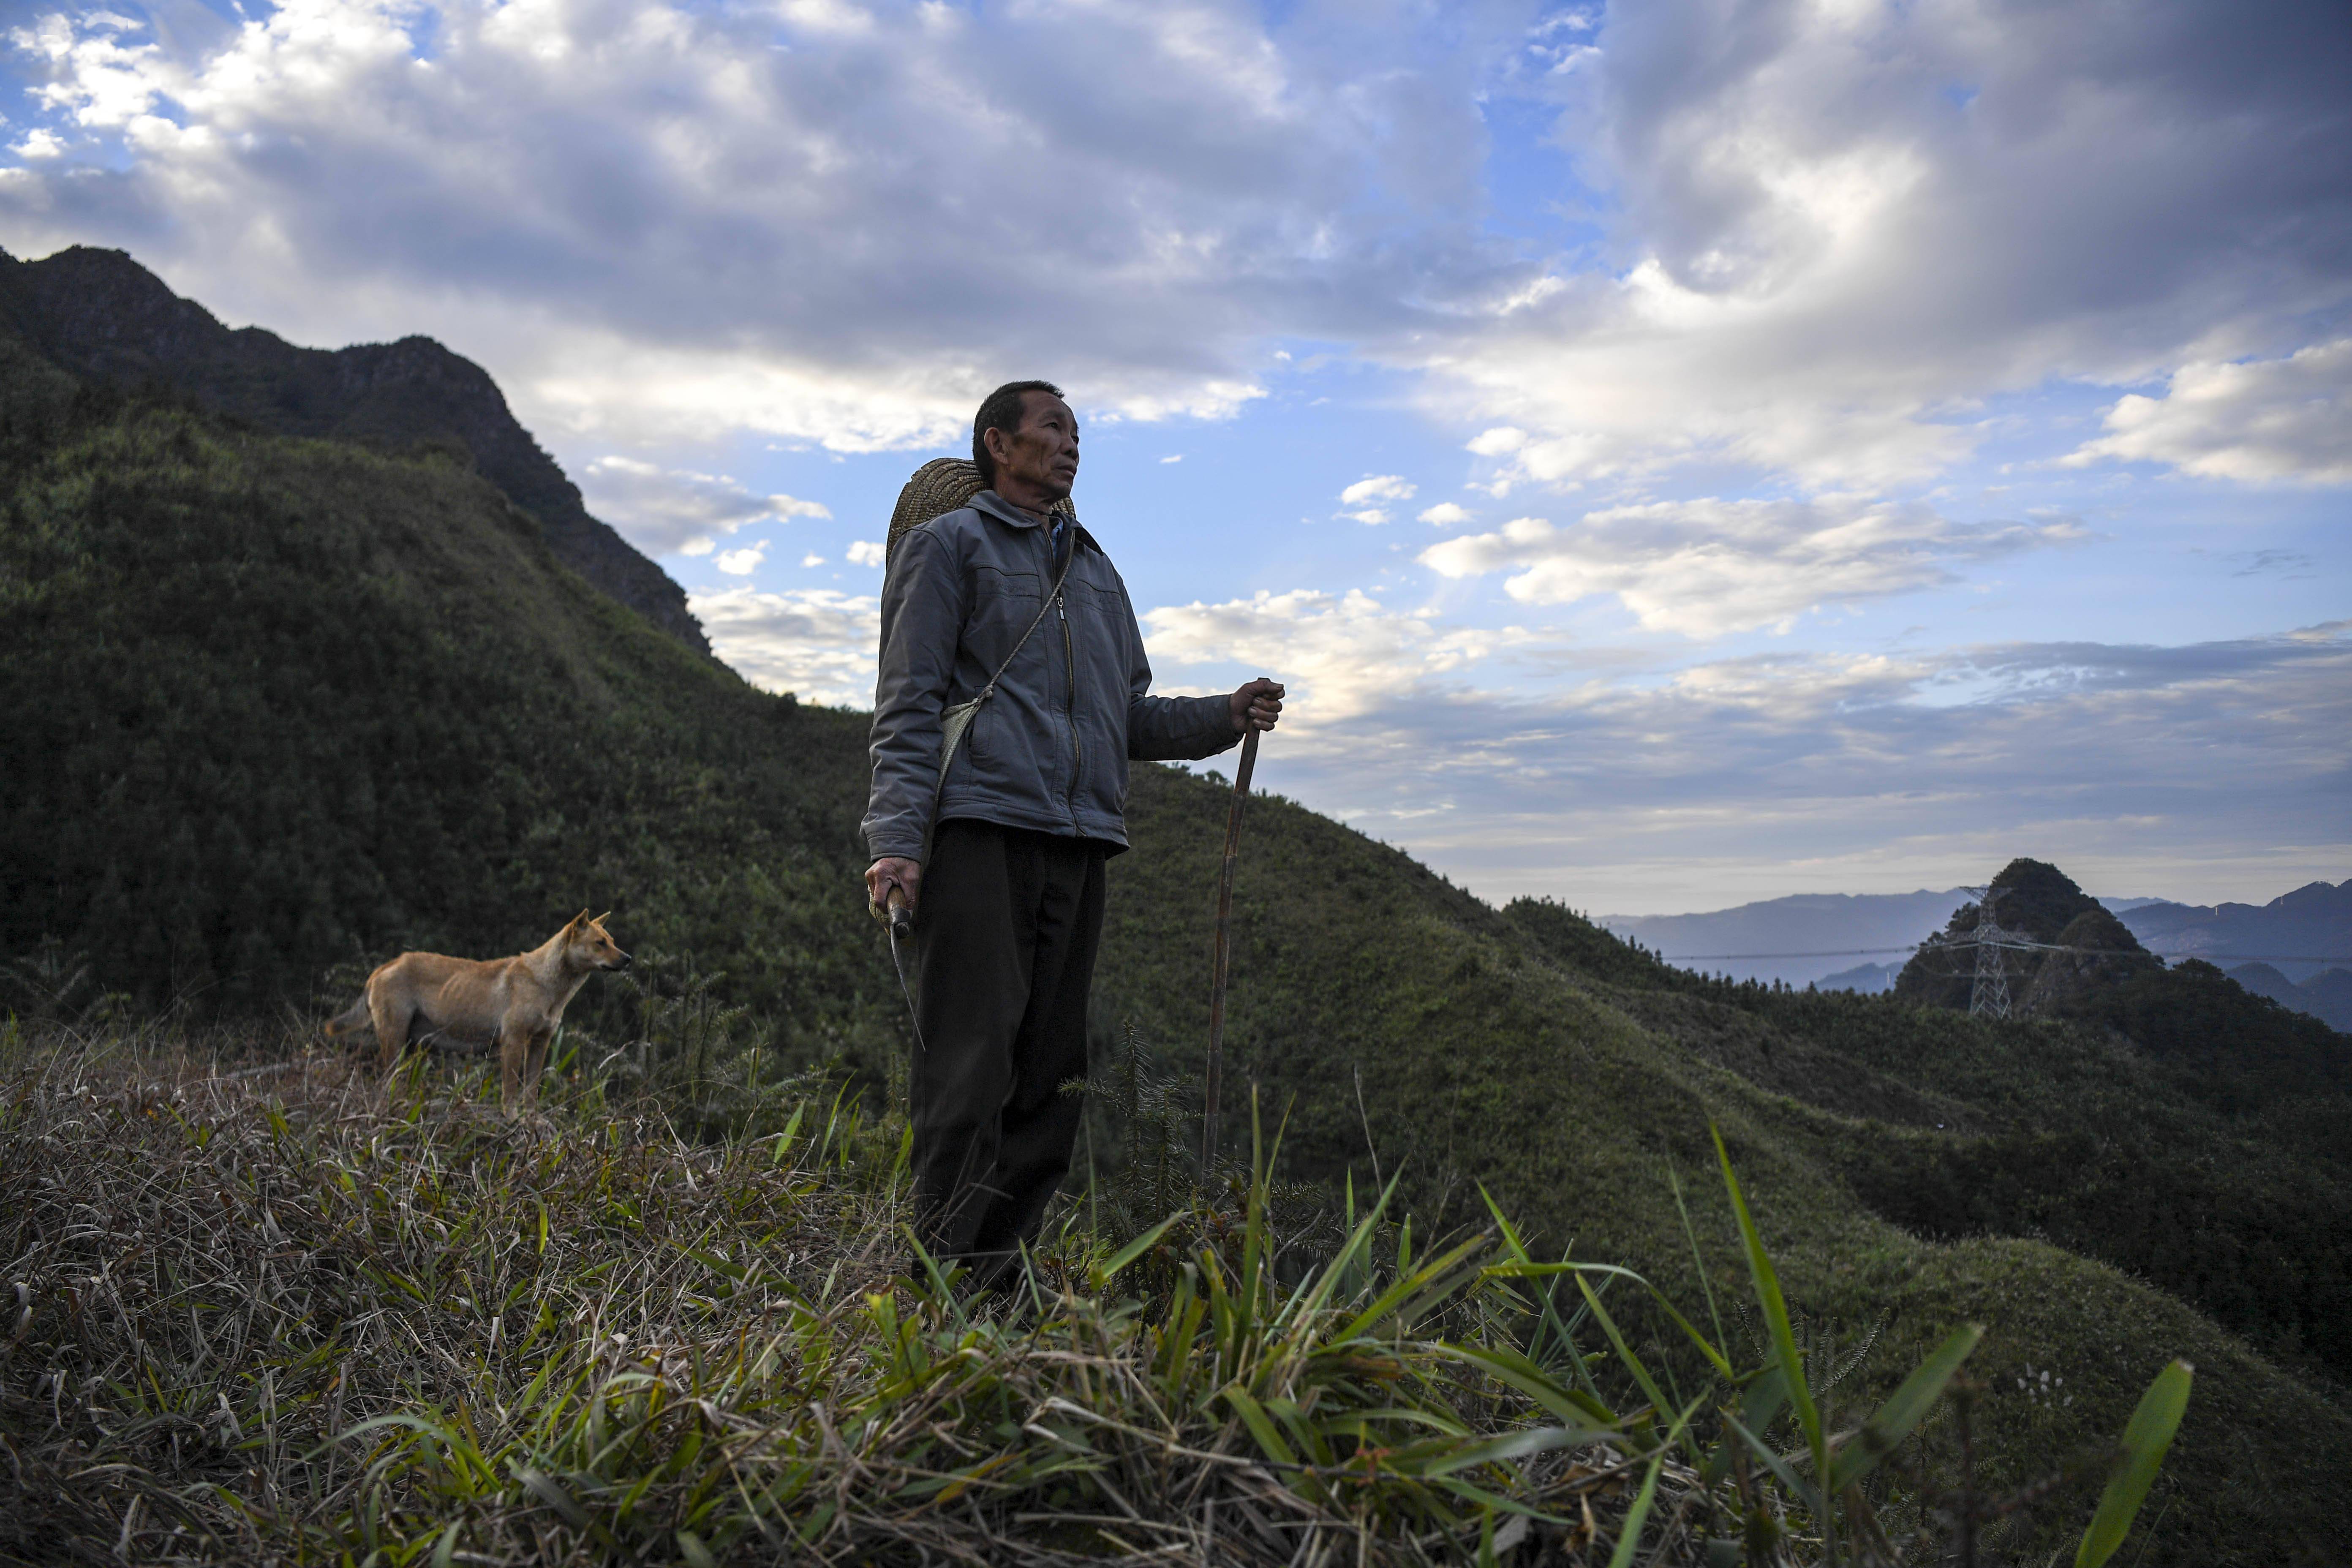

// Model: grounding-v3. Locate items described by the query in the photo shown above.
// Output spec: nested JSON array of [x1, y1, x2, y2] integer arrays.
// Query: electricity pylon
[[1968, 888, 2014, 1020]]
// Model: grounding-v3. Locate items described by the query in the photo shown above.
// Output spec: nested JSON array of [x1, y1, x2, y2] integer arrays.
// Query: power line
[[1659, 946, 1923, 960], [1655, 945, 2343, 963]]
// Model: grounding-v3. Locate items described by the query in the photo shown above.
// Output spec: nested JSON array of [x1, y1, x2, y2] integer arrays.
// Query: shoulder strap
[[975, 544, 1076, 706], [918, 529, 1079, 862], [927, 540, 1075, 806]]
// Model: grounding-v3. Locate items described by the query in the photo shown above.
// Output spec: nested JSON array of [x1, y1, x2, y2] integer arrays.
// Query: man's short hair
[[972, 380, 1064, 487]]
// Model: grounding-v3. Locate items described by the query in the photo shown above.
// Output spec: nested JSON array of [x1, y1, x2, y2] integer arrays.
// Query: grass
[[2, 1020, 2191, 1566]]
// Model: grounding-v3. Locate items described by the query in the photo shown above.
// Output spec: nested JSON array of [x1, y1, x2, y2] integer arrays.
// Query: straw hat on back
[[886, 458, 1076, 566]]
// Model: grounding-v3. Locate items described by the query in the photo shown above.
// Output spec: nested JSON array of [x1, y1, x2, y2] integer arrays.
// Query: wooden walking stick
[[1202, 724, 1260, 1178]]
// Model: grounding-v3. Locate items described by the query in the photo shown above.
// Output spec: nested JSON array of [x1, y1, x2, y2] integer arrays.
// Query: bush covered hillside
[[0, 244, 708, 651], [4, 291, 2350, 1563]]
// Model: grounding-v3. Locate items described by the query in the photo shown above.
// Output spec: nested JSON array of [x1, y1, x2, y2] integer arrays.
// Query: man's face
[[988, 392, 1080, 503]]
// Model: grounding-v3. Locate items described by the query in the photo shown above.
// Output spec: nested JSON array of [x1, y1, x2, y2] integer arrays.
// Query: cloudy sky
[[5, 0, 2346, 912]]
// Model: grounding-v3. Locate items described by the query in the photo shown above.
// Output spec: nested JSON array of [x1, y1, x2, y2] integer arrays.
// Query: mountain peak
[[0, 244, 710, 655], [1895, 859, 2157, 1015]]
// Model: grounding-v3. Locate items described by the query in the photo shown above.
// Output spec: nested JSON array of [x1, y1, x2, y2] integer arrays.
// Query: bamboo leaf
[[2076, 1360, 2193, 1568], [1222, 1384, 1298, 1467], [1418, 1424, 1582, 1478], [513, 1466, 593, 1532], [1831, 1324, 1981, 1491], [1101, 1212, 1181, 1279]]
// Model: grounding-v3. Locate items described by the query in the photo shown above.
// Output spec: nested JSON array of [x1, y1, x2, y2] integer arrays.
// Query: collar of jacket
[[969, 489, 1101, 565], [971, 488, 1087, 546]]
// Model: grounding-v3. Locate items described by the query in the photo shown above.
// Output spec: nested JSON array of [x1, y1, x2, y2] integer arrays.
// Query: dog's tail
[[322, 999, 371, 1039]]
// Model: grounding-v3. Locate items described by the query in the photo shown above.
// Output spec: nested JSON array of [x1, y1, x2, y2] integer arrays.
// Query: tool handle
[[1202, 722, 1263, 1176], [886, 885, 914, 940]]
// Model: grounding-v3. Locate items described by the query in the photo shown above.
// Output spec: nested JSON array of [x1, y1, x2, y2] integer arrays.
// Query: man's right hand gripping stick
[[871, 879, 914, 939]]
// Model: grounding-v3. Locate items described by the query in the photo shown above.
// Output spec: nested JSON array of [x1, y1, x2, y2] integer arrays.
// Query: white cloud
[[689, 585, 876, 706], [6, 0, 2342, 493], [714, 540, 767, 575], [1142, 588, 1528, 737], [1339, 474, 1416, 505], [2065, 340, 2352, 484], [11, 128, 67, 159], [1420, 498, 2082, 638], [1409, 0, 2352, 490], [844, 539, 887, 567], [580, 456, 829, 556], [1465, 427, 1527, 457], [1159, 454, 1184, 464], [800, 553, 825, 568], [0, 0, 1469, 452], [1418, 502, 1472, 526], [1341, 508, 1391, 526]]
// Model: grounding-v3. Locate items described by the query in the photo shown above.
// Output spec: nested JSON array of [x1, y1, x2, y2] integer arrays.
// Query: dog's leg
[[499, 1024, 530, 1117], [371, 988, 410, 1076], [521, 1027, 553, 1112]]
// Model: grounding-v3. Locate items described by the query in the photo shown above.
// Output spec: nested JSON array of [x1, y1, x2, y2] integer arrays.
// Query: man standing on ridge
[[863, 380, 1284, 1292]]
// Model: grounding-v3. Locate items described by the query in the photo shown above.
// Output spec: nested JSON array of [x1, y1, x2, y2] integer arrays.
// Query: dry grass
[[2, 1023, 1752, 1567]]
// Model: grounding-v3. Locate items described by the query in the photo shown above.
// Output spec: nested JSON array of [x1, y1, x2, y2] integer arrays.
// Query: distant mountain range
[[2227, 963, 2352, 1031], [1818, 959, 1903, 993], [1599, 889, 1979, 987], [1606, 877, 2352, 1029], [2117, 879, 2352, 983], [0, 245, 707, 653]]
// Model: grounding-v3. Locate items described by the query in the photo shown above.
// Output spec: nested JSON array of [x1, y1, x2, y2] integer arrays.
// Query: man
[[863, 379, 1283, 1291]]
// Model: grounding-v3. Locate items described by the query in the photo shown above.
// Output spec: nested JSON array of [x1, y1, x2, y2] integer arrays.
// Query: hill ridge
[[0, 243, 709, 653], [2119, 878, 2352, 980]]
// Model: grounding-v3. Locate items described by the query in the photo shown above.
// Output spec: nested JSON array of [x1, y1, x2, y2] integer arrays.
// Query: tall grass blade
[[1830, 1323, 1981, 1491], [1492, 1260, 1735, 1382], [1609, 1395, 1707, 1568], [1437, 1342, 1617, 1431], [1712, 1122, 1832, 1563], [1572, 1275, 1674, 1426], [1701, 1364, 1787, 1488]]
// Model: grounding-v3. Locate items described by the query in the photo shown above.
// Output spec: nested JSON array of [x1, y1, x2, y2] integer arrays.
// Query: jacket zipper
[[1056, 531, 1081, 826]]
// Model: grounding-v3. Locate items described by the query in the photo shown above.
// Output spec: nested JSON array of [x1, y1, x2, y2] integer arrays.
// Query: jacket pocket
[[969, 565, 1045, 756], [971, 567, 1044, 641], [1066, 578, 1127, 629]]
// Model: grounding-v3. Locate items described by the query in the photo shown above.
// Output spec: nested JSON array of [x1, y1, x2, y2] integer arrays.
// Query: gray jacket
[[863, 490, 1238, 862]]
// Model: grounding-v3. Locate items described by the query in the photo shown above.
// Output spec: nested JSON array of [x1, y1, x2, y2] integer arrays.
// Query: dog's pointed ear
[[593, 910, 612, 926], [569, 909, 589, 929]]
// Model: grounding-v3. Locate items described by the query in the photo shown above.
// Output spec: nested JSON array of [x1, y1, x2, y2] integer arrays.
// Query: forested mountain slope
[[3, 318, 2349, 1563], [0, 244, 708, 652]]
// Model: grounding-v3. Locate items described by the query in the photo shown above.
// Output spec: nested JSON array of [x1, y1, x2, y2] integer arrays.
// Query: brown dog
[[323, 912, 632, 1113]]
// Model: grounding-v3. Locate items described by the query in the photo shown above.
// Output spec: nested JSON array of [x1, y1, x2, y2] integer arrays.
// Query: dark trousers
[[910, 818, 1105, 1289]]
